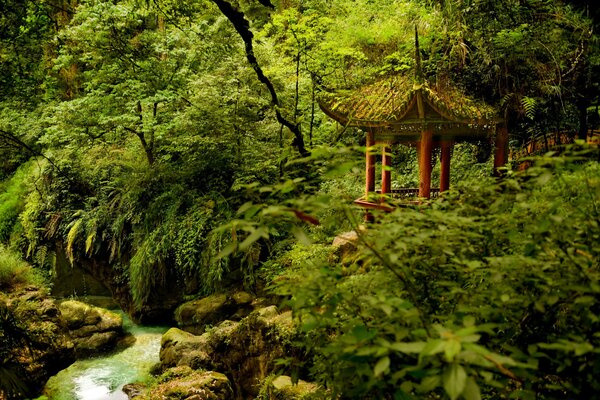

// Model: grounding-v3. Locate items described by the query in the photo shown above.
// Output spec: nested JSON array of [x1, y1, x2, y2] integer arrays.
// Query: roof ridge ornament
[[414, 25, 423, 83]]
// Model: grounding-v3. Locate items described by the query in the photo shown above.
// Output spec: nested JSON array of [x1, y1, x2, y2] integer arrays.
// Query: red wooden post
[[440, 141, 452, 192], [365, 132, 375, 197], [381, 144, 391, 195], [418, 130, 433, 198], [494, 124, 509, 176]]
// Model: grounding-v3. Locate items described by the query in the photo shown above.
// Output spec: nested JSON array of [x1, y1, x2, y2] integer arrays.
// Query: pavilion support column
[[494, 123, 509, 176], [381, 144, 391, 196], [440, 141, 453, 193], [365, 132, 375, 197], [418, 130, 433, 199]]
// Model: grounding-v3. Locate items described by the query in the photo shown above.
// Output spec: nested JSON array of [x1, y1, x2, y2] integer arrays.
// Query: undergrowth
[[229, 145, 600, 399]]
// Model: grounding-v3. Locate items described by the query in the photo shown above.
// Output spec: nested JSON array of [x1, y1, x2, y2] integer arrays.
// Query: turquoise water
[[43, 312, 167, 400]]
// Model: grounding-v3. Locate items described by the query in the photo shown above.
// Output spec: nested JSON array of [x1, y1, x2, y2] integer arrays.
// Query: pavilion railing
[[375, 188, 441, 199], [510, 129, 599, 160]]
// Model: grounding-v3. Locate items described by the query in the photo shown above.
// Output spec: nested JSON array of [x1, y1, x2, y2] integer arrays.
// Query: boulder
[[58, 300, 125, 356], [160, 306, 298, 398], [263, 375, 322, 399], [122, 382, 146, 399], [174, 291, 255, 334], [137, 366, 233, 400], [1, 287, 75, 399], [160, 327, 212, 369], [332, 230, 360, 260]]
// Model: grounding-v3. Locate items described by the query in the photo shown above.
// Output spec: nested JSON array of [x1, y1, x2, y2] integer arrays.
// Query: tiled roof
[[319, 74, 499, 134]]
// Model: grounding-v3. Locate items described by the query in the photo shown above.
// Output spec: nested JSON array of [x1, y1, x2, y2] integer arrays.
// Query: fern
[[84, 217, 98, 256], [498, 93, 514, 111], [129, 227, 171, 309], [65, 219, 83, 265], [521, 96, 538, 120]]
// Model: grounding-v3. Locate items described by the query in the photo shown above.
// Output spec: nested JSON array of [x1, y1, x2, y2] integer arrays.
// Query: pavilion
[[319, 30, 508, 211]]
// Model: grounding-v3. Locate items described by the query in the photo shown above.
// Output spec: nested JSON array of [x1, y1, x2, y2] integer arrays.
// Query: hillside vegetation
[[0, 0, 599, 399]]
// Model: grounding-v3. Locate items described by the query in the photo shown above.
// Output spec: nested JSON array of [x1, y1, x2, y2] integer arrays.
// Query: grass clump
[[0, 162, 34, 243], [0, 246, 43, 291]]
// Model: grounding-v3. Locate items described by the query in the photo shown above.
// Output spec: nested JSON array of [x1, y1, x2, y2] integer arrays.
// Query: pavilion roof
[[319, 74, 500, 137]]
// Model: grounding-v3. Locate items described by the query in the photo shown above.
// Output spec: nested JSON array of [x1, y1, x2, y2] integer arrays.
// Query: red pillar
[[381, 144, 391, 195], [494, 124, 509, 176], [440, 141, 452, 192], [418, 130, 433, 199], [365, 132, 375, 197]]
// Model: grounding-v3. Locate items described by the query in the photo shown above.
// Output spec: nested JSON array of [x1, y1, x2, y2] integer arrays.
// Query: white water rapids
[[43, 311, 167, 400]]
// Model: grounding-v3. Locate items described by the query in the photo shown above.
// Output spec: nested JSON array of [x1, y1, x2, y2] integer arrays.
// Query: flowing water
[[43, 311, 167, 400]]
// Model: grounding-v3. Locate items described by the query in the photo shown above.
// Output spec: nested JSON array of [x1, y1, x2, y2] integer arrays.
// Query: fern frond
[[66, 219, 83, 265], [85, 231, 96, 256], [521, 96, 538, 120], [499, 93, 514, 110], [84, 217, 98, 256]]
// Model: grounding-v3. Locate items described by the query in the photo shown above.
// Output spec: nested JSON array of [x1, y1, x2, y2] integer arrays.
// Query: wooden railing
[[354, 187, 442, 211], [376, 188, 441, 199], [510, 129, 599, 160]]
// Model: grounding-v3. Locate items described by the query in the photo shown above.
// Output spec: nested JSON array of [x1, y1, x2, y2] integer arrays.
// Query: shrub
[[261, 146, 600, 399]]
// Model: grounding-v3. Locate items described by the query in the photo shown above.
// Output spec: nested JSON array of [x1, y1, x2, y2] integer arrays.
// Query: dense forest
[[1, 0, 599, 399]]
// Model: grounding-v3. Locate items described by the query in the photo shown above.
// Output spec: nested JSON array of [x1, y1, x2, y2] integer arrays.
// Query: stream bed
[[43, 312, 167, 400]]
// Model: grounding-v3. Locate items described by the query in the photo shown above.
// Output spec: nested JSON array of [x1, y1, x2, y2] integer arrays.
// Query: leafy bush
[[236, 146, 599, 399]]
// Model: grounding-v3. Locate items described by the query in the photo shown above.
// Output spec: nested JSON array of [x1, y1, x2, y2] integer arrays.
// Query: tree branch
[[0, 128, 74, 184], [210, 0, 309, 156]]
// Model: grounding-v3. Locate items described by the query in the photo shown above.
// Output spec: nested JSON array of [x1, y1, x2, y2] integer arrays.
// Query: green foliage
[[234, 146, 599, 399], [0, 296, 34, 399], [0, 162, 33, 243], [0, 246, 43, 291]]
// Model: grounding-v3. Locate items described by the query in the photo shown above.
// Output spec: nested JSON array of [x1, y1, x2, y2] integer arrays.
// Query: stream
[[43, 311, 167, 400]]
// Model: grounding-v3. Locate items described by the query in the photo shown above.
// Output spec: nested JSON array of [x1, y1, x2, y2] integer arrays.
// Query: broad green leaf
[[291, 226, 312, 245], [444, 339, 462, 362], [462, 377, 482, 400], [351, 325, 377, 341], [443, 364, 467, 400], [390, 341, 426, 354], [421, 339, 445, 358], [418, 375, 441, 393], [374, 356, 390, 377]]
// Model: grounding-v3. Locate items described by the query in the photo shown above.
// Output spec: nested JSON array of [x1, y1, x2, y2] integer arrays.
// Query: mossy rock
[[1, 287, 75, 398], [260, 375, 324, 400], [160, 327, 212, 369], [159, 306, 299, 398], [174, 291, 255, 335], [58, 300, 124, 356], [139, 367, 233, 400]]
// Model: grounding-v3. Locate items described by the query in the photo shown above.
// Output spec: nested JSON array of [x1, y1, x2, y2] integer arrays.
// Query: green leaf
[[291, 226, 312, 245], [444, 339, 462, 362], [421, 339, 445, 358], [394, 389, 412, 400], [374, 356, 390, 377], [238, 227, 268, 251], [390, 341, 425, 354], [443, 364, 467, 400], [350, 325, 377, 341], [418, 375, 441, 393], [462, 377, 482, 400]]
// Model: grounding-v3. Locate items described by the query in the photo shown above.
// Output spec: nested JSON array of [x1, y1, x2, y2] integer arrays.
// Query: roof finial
[[415, 25, 423, 82]]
